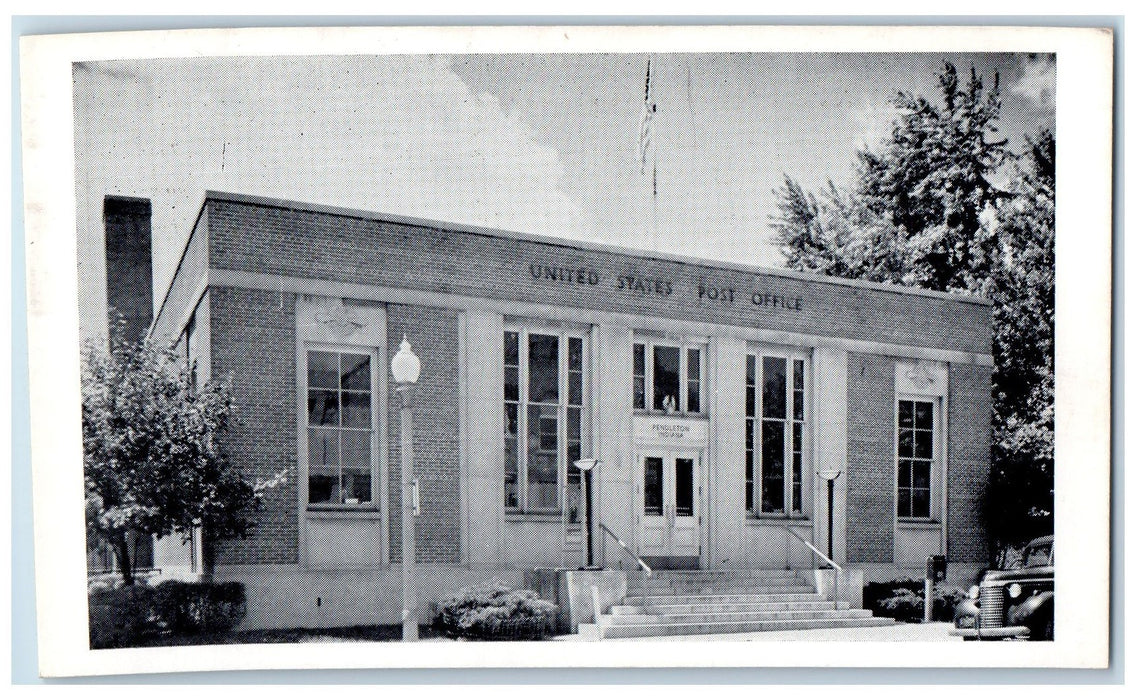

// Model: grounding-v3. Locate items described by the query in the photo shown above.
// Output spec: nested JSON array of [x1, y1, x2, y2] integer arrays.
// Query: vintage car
[[951, 535, 1053, 641]]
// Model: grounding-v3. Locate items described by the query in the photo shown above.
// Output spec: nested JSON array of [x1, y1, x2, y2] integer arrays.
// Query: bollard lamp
[[817, 468, 841, 563], [573, 459, 601, 568]]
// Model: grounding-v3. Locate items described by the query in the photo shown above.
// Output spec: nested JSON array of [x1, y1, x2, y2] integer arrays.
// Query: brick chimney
[[103, 196, 154, 348]]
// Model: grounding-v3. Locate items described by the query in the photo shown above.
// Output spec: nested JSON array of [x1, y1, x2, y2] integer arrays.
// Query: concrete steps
[[627, 569, 801, 583], [598, 569, 894, 640], [630, 567, 801, 577], [624, 591, 822, 605], [631, 582, 818, 594], [602, 608, 873, 624], [611, 600, 852, 615], [598, 616, 895, 639]]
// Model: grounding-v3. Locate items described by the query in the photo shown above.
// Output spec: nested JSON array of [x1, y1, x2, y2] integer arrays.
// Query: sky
[[73, 52, 1055, 340]]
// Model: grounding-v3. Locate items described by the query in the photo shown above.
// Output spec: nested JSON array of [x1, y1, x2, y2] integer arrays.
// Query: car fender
[[1009, 591, 1053, 625], [953, 599, 980, 628]]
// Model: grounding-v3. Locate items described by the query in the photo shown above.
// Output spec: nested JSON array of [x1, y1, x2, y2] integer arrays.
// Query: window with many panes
[[745, 352, 807, 516], [306, 348, 377, 508], [897, 398, 936, 519], [633, 338, 704, 414], [504, 326, 588, 513]]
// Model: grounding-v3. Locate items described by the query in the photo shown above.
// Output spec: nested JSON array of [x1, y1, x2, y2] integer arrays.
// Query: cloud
[[849, 100, 901, 153], [74, 55, 587, 316], [1009, 55, 1056, 110]]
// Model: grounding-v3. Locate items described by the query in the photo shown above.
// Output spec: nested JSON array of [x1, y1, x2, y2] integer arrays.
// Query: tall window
[[897, 398, 936, 519], [504, 326, 588, 512], [306, 349, 376, 507], [746, 353, 807, 516], [633, 338, 704, 414]]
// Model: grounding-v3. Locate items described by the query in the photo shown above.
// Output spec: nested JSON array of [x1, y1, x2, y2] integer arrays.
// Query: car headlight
[[968, 585, 980, 599], [1008, 583, 1022, 598]]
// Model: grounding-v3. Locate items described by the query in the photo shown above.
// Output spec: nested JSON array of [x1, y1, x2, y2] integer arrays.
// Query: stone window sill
[[746, 515, 812, 525], [633, 410, 708, 419], [306, 508, 383, 520], [505, 512, 572, 524], [897, 518, 942, 529]]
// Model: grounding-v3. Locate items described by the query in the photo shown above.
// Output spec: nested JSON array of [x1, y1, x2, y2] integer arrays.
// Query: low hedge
[[863, 578, 966, 623], [88, 583, 161, 648], [434, 579, 558, 641], [88, 579, 247, 648], [152, 580, 247, 635]]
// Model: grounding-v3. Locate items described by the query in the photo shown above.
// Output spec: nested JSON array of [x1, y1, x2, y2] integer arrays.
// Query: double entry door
[[638, 450, 702, 561]]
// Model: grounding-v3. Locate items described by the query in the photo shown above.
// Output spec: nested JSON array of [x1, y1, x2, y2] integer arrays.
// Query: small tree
[[82, 336, 264, 585]]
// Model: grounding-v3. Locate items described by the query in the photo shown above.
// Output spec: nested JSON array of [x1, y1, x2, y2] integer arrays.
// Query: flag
[[636, 58, 655, 175]]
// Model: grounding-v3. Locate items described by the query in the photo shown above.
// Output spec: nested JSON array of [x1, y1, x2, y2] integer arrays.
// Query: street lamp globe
[[391, 335, 421, 385], [817, 468, 841, 482]]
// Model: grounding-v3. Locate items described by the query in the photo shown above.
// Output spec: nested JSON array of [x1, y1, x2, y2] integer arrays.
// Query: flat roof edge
[[149, 196, 211, 340], [201, 190, 994, 307]]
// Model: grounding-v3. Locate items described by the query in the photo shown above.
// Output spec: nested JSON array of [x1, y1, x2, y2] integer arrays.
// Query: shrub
[[88, 583, 160, 648], [151, 581, 247, 635], [434, 579, 558, 640], [864, 578, 966, 623]]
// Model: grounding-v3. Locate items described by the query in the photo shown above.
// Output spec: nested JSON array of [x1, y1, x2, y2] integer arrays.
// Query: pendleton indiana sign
[[633, 415, 710, 446], [527, 262, 805, 311]]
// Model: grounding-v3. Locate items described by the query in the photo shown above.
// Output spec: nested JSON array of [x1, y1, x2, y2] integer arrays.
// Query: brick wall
[[387, 305, 461, 565], [948, 362, 992, 563], [845, 355, 993, 565], [150, 193, 993, 573], [205, 291, 462, 567], [846, 352, 895, 563], [204, 197, 990, 356], [209, 286, 299, 566]]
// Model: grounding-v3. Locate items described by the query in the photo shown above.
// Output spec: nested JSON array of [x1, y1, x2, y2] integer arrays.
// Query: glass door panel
[[639, 453, 669, 558], [669, 453, 700, 558], [674, 457, 694, 517], [644, 456, 664, 516]]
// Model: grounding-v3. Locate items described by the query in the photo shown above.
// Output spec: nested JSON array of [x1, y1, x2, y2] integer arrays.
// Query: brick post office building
[[139, 191, 992, 629]]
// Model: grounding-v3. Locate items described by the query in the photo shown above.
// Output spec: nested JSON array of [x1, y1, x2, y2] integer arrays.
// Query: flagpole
[[652, 160, 658, 251], [651, 58, 657, 252], [637, 55, 659, 252]]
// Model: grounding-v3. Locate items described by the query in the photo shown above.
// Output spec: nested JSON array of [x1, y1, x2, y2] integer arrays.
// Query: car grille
[[978, 585, 1005, 628]]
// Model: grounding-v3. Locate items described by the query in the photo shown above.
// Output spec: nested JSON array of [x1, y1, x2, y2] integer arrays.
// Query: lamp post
[[817, 469, 841, 563], [391, 335, 421, 642], [573, 459, 600, 569]]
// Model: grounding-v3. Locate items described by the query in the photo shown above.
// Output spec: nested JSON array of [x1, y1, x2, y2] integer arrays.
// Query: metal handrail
[[778, 523, 841, 610], [597, 521, 652, 577]]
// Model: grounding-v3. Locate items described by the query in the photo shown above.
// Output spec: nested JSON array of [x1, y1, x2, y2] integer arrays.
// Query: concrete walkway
[[555, 621, 960, 642]]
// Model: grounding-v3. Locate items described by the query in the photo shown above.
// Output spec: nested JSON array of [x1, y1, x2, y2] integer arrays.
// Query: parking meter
[[924, 555, 947, 623]]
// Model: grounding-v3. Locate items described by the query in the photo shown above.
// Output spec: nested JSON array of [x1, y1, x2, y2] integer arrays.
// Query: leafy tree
[[82, 336, 275, 585], [772, 62, 1054, 561], [856, 64, 1010, 292], [774, 63, 1010, 292], [985, 129, 1055, 556], [774, 175, 914, 284]]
